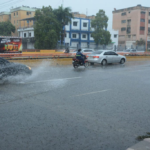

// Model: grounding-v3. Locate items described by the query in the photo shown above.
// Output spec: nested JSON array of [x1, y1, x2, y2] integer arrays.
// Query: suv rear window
[[83, 50, 93, 52]]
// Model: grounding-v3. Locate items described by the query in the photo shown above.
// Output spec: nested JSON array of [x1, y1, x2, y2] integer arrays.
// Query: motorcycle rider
[[76, 48, 85, 65]]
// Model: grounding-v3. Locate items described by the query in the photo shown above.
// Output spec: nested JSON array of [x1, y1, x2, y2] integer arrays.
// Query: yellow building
[[0, 12, 11, 22], [72, 12, 95, 19], [10, 6, 38, 36]]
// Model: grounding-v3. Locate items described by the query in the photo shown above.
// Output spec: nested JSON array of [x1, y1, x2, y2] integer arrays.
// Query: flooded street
[[0, 59, 150, 150]]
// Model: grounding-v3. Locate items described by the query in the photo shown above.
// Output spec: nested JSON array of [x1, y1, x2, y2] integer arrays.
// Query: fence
[[56, 43, 147, 52]]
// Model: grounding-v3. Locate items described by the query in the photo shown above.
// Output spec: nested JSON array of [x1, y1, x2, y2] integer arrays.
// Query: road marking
[[21, 77, 82, 84], [72, 89, 110, 97]]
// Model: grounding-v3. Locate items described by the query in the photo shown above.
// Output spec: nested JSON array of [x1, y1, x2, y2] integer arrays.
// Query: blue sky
[[0, 0, 149, 29]]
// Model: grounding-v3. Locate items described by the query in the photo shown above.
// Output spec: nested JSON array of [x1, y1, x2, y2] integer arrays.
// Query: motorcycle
[[72, 55, 89, 68]]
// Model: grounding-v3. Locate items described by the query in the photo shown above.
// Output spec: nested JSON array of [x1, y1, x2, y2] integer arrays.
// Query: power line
[[0, 0, 17, 6], [0, 0, 25, 10]]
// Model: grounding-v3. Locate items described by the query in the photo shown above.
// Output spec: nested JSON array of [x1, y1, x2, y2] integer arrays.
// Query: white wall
[[65, 32, 69, 38], [71, 18, 80, 30], [90, 23, 94, 31], [65, 23, 70, 31], [90, 34, 94, 41], [81, 42, 88, 47], [17, 27, 34, 38], [71, 42, 78, 47], [109, 29, 119, 45]]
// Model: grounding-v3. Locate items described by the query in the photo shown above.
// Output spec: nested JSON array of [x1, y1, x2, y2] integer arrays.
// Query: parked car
[[87, 50, 126, 65], [124, 49, 137, 53], [70, 49, 95, 54], [0, 57, 32, 79]]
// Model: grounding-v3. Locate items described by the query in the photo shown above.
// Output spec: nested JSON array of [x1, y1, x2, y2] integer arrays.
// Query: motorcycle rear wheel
[[73, 62, 79, 68]]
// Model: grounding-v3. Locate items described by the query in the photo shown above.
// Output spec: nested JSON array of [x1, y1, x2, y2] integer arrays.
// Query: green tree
[[34, 6, 61, 49], [54, 6, 73, 44], [0, 21, 15, 36], [91, 10, 111, 45]]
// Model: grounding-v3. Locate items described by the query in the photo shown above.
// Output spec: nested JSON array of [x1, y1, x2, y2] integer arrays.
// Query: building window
[[121, 27, 126, 31], [149, 12, 150, 16], [121, 12, 126, 16], [14, 20, 15, 24], [72, 34, 76, 38], [127, 19, 131, 26], [83, 22, 87, 27], [91, 34, 93, 38], [119, 35, 125, 37], [24, 33, 26, 37], [128, 35, 131, 38], [127, 27, 131, 33], [29, 33, 31, 37], [114, 34, 117, 38], [141, 11, 145, 14], [140, 27, 145, 30], [119, 41, 125, 44], [16, 12, 18, 16], [73, 22, 78, 26], [148, 28, 150, 34], [27, 12, 31, 15], [121, 20, 126, 23], [82, 34, 86, 38], [14, 13, 15, 16], [149, 20, 150, 24], [65, 33, 67, 37], [141, 19, 145, 22]]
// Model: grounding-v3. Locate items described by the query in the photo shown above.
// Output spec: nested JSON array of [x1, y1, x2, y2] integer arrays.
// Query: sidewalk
[[127, 138, 150, 150]]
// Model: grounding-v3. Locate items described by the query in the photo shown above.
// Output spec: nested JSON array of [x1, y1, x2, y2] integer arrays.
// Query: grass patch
[[136, 132, 150, 141]]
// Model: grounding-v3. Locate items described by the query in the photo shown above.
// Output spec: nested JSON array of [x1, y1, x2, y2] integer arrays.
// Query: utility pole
[[62, 0, 64, 7], [146, 10, 148, 52]]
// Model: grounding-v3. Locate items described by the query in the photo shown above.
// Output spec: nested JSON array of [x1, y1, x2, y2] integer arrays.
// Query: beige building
[[72, 12, 95, 19], [0, 12, 11, 22], [112, 4, 150, 48], [10, 6, 38, 36]]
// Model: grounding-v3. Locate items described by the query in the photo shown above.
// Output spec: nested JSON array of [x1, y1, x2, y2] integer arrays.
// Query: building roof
[[113, 5, 150, 13], [10, 6, 39, 13], [0, 12, 11, 16]]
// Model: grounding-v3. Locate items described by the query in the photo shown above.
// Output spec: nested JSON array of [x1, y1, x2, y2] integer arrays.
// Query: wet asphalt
[[0, 60, 150, 150]]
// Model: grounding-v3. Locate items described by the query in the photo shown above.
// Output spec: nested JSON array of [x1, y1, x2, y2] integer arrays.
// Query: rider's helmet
[[78, 48, 81, 52]]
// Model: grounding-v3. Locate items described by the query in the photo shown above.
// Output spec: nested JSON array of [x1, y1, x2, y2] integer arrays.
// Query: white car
[[87, 50, 126, 65], [70, 49, 95, 54]]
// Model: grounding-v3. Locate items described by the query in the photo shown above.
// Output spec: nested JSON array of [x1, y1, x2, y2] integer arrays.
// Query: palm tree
[[54, 6, 73, 44]]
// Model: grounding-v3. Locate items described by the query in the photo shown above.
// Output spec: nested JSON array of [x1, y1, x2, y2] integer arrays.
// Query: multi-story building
[[9, 6, 38, 36], [113, 4, 150, 49], [0, 12, 11, 22], [64, 17, 95, 48]]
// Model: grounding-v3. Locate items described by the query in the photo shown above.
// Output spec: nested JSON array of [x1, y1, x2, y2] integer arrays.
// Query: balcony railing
[[17, 25, 34, 29]]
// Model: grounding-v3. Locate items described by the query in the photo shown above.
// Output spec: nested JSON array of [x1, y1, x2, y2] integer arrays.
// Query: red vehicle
[[0, 36, 22, 53]]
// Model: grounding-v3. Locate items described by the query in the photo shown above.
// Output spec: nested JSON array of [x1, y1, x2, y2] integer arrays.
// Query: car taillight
[[93, 56, 99, 58]]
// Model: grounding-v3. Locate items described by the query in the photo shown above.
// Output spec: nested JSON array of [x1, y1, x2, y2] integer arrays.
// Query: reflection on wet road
[[0, 59, 150, 150]]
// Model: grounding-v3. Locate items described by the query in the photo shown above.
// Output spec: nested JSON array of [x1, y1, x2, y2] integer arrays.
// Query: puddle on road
[[0, 60, 68, 89]]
